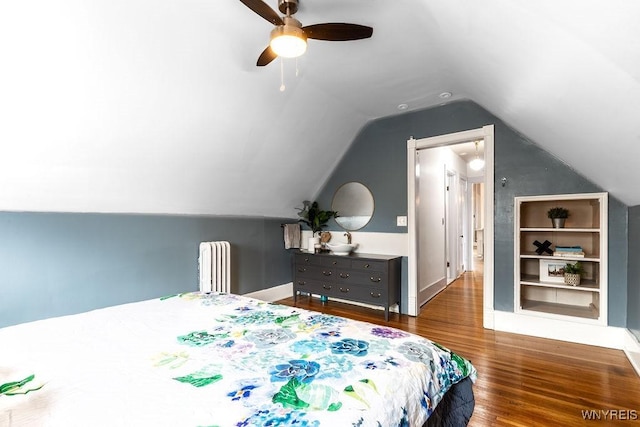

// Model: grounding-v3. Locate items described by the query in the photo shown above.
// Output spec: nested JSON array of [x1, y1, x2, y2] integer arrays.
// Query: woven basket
[[564, 273, 581, 286]]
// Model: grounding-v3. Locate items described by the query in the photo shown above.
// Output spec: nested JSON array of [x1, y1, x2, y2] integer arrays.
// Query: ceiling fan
[[239, 0, 373, 66]]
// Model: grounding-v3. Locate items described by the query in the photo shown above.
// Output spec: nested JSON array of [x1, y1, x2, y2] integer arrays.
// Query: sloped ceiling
[[1, 1, 639, 217]]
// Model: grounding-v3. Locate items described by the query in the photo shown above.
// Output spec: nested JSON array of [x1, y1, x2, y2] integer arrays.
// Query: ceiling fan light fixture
[[270, 20, 307, 58]]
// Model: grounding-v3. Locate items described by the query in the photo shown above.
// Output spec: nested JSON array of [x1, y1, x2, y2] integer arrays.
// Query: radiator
[[198, 241, 231, 293]]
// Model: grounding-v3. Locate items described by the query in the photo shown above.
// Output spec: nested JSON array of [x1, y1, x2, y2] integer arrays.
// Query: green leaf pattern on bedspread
[[0, 374, 44, 396], [150, 292, 476, 426]]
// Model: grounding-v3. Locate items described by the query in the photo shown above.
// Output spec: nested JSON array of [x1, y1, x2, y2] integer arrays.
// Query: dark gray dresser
[[293, 252, 401, 321]]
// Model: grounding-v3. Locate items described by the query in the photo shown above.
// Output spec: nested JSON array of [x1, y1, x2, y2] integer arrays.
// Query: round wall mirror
[[331, 182, 374, 231]]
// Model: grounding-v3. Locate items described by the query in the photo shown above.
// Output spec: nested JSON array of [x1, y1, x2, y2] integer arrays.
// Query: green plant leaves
[[0, 374, 44, 396], [296, 201, 338, 235]]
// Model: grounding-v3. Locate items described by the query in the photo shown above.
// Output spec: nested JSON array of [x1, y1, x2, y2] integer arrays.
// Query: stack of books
[[553, 246, 585, 257]]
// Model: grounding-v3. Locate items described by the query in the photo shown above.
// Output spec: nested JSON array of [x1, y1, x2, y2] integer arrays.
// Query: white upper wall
[[1, 0, 639, 216]]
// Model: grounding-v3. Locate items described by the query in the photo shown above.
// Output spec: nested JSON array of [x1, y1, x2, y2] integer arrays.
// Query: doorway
[[407, 125, 495, 329]]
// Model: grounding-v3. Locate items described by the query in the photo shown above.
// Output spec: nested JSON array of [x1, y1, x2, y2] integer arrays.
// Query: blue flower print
[[397, 341, 434, 364], [316, 330, 341, 339], [237, 406, 320, 427], [316, 355, 353, 379], [227, 384, 259, 401], [330, 338, 369, 357], [270, 359, 320, 384], [362, 360, 388, 370], [244, 328, 296, 348], [290, 339, 328, 355], [305, 314, 345, 329]]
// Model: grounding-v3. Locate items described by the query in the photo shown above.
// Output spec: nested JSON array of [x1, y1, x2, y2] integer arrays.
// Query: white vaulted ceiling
[[1, 0, 639, 217]]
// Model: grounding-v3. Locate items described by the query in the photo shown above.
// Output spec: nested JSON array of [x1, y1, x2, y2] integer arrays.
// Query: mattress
[[0, 292, 476, 426]]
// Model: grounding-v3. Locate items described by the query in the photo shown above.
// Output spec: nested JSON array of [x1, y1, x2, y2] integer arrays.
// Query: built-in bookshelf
[[514, 192, 608, 324]]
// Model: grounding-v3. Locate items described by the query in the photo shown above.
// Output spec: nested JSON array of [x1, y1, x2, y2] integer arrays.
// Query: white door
[[459, 177, 468, 273], [445, 171, 457, 283], [416, 149, 447, 307]]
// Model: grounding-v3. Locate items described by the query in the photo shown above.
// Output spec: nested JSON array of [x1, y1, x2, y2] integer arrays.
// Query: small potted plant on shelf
[[547, 207, 569, 228], [296, 201, 338, 252], [564, 262, 583, 286]]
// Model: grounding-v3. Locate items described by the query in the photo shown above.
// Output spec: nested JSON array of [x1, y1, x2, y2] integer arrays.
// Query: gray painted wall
[[316, 100, 628, 327], [0, 212, 293, 328], [628, 206, 640, 340]]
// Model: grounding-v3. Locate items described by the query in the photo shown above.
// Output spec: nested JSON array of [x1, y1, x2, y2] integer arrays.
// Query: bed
[[0, 292, 476, 426]]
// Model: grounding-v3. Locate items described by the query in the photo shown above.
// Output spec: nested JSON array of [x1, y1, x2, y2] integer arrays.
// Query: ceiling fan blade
[[257, 45, 278, 66], [238, 0, 283, 26], [302, 23, 373, 41]]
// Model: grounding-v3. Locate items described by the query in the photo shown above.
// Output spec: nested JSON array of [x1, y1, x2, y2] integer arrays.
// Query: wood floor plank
[[278, 264, 640, 426]]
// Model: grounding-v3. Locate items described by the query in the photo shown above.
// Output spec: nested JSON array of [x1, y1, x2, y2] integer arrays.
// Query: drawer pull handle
[[364, 263, 370, 268], [339, 287, 350, 293], [297, 281, 306, 286], [323, 271, 332, 276], [304, 257, 310, 262], [332, 261, 337, 265], [370, 292, 381, 298], [370, 276, 382, 283], [339, 273, 350, 279], [323, 285, 332, 290], [298, 267, 307, 273]]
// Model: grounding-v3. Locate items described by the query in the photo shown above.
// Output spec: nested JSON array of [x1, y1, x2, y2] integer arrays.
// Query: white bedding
[[0, 292, 476, 426]]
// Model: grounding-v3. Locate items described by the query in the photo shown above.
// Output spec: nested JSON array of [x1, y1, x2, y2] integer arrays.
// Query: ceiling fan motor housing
[[278, 0, 299, 15]]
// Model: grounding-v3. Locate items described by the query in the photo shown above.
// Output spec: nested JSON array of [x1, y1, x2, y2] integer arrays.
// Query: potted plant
[[296, 201, 338, 252], [563, 262, 583, 286], [547, 207, 569, 228]]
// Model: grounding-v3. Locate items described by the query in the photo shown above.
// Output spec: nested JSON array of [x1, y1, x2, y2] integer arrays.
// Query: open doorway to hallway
[[470, 181, 484, 273], [406, 125, 495, 325], [415, 142, 485, 310]]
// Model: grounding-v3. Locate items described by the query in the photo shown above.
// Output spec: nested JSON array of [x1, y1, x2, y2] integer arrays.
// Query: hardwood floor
[[278, 266, 640, 426]]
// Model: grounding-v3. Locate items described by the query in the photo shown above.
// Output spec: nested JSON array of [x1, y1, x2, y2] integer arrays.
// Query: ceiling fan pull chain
[[295, 58, 299, 77], [280, 57, 286, 92]]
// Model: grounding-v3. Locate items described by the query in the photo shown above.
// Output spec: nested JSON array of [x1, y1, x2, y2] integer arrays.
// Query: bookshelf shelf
[[515, 192, 607, 324]]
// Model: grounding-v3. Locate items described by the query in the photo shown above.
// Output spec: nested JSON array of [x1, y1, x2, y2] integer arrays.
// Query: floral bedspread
[[0, 292, 476, 426]]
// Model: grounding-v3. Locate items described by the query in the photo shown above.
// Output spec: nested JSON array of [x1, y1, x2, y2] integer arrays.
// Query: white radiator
[[198, 241, 231, 293]]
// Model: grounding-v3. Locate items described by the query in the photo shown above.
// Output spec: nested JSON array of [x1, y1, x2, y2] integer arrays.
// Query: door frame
[[445, 169, 457, 284], [407, 125, 495, 329]]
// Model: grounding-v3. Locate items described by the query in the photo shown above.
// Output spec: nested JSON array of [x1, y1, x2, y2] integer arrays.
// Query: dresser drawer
[[294, 278, 336, 297], [294, 264, 324, 277], [345, 270, 388, 287], [295, 264, 338, 284], [332, 284, 387, 304], [295, 253, 322, 266], [351, 260, 387, 272], [321, 257, 352, 269], [293, 252, 401, 321]]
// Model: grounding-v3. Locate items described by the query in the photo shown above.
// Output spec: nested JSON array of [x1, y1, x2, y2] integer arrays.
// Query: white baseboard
[[483, 307, 495, 329], [244, 282, 293, 302], [494, 310, 627, 349], [325, 297, 400, 314], [624, 330, 640, 377]]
